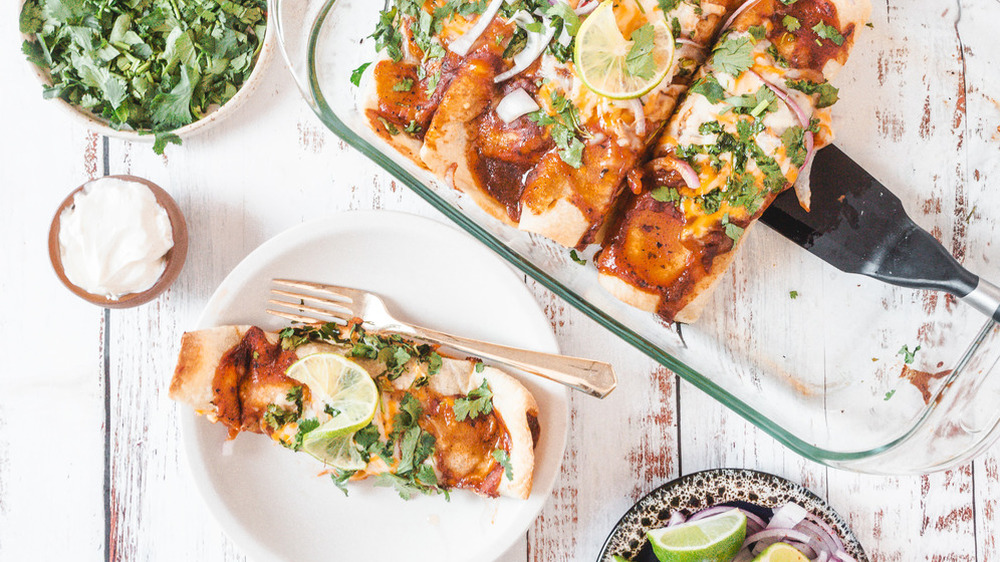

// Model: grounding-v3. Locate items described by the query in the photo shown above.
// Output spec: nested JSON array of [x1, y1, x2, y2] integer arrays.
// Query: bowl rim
[[48, 175, 189, 309], [18, 0, 276, 142]]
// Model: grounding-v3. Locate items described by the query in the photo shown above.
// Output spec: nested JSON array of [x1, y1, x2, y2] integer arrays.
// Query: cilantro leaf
[[748, 25, 766, 42], [812, 22, 845, 46], [453, 380, 494, 422], [569, 249, 587, 265], [785, 78, 839, 108], [545, 3, 581, 36], [721, 214, 745, 242], [152, 132, 182, 155], [712, 35, 755, 76], [351, 62, 372, 87], [651, 185, 681, 203], [789, 290, 799, 299], [492, 449, 514, 480], [689, 75, 726, 104], [657, 0, 681, 12], [898, 344, 921, 365], [625, 24, 656, 80], [782, 15, 801, 32], [150, 65, 196, 129], [330, 469, 356, 496], [780, 126, 808, 167]]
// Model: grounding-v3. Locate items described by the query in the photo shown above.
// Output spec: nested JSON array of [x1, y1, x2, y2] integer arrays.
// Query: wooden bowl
[[48, 175, 188, 308]]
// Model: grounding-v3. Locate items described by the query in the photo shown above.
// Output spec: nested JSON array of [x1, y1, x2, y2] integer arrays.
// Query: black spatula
[[759, 144, 1000, 323]]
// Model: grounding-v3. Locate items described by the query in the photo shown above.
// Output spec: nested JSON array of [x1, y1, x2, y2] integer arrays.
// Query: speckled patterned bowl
[[598, 469, 868, 562]]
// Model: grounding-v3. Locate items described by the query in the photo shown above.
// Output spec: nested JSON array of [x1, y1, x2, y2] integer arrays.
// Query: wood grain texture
[[2, 0, 1000, 560]]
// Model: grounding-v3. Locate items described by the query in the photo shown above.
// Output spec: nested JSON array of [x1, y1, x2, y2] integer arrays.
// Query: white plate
[[182, 210, 569, 562]]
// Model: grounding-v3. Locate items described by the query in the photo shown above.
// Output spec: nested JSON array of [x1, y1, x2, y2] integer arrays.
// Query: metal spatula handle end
[[961, 279, 1000, 323]]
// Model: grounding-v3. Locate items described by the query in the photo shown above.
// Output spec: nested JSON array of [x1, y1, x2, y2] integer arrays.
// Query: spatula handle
[[961, 278, 1000, 323]]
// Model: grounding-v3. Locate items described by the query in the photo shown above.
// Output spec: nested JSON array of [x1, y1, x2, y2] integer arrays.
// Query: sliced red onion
[[496, 88, 541, 123], [449, 0, 506, 56], [802, 513, 847, 552], [768, 503, 809, 530], [786, 541, 817, 559], [816, 552, 830, 562], [721, 0, 763, 32], [688, 506, 738, 522], [751, 71, 810, 130], [656, 156, 701, 189], [495, 20, 556, 82], [575, 0, 599, 15], [668, 511, 686, 526], [745, 528, 814, 548], [832, 550, 858, 562]]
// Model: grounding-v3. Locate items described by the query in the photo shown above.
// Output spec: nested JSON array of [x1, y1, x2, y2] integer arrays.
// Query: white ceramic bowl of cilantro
[[18, 0, 275, 148]]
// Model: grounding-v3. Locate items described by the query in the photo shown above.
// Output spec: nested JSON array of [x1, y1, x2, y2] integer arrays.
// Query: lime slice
[[285, 353, 380, 468], [752, 542, 810, 562], [574, 1, 675, 100], [646, 509, 747, 562]]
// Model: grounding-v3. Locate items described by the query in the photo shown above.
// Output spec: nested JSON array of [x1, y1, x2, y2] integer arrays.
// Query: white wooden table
[[1, 0, 998, 559]]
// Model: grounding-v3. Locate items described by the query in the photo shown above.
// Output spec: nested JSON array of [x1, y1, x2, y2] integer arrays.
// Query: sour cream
[[58, 177, 174, 300]]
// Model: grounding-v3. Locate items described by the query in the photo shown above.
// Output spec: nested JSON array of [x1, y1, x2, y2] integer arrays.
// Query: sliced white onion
[[721, 0, 764, 32], [627, 98, 647, 136], [495, 88, 541, 123], [795, 130, 815, 211], [449, 0, 506, 56], [495, 21, 556, 82], [675, 38, 705, 49], [767, 503, 809, 530]]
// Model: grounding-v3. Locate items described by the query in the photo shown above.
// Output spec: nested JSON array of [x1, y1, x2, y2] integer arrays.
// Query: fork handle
[[398, 325, 617, 398]]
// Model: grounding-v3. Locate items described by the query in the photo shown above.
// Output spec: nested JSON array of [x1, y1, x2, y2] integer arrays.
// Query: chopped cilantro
[[503, 27, 528, 59], [721, 214, 745, 242], [898, 344, 921, 365], [351, 62, 372, 87], [393, 77, 414, 92], [545, 3, 581, 36], [657, 0, 681, 11], [453, 380, 494, 422], [625, 24, 657, 80], [789, 290, 799, 299], [474, 362, 486, 373], [711, 35, 755, 76], [569, 249, 587, 265], [290, 418, 320, 451], [530, 91, 585, 168], [725, 86, 779, 117], [20, 0, 266, 146], [780, 126, 808, 167], [785, 78, 839, 108], [651, 185, 682, 203], [782, 15, 801, 32], [748, 25, 766, 42], [766, 45, 790, 68], [689, 75, 726, 104], [884, 390, 896, 401], [812, 22, 845, 46], [492, 449, 514, 480], [330, 469, 356, 496]]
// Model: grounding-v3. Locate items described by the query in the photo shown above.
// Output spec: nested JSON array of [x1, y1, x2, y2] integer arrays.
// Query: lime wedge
[[574, 1, 674, 100], [646, 509, 747, 562], [752, 542, 810, 562], [285, 353, 380, 468]]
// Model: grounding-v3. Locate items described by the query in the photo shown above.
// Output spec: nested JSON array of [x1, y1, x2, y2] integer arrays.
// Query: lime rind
[[646, 510, 747, 562]]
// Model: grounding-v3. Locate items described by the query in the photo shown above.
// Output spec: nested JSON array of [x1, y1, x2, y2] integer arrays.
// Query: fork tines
[[266, 279, 357, 325]]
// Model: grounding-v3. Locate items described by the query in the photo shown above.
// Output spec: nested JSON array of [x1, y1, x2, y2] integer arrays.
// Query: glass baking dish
[[272, 0, 1000, 473]]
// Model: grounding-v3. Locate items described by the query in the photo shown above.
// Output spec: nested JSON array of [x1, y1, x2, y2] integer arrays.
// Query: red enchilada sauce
[[212, 327, 301, 439]]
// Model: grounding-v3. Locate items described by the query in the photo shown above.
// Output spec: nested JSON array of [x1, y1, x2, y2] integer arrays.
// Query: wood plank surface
[[2, 0, 1000, 560]]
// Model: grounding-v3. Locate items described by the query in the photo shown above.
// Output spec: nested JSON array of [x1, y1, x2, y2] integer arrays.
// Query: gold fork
[[267, 279, 617, 398]]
